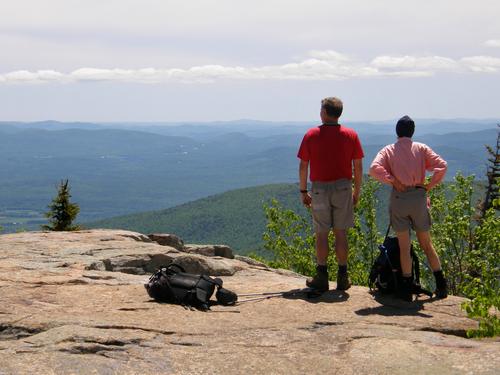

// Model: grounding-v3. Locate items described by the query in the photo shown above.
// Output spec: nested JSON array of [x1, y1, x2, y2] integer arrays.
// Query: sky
[[1, 0, 500, 122]]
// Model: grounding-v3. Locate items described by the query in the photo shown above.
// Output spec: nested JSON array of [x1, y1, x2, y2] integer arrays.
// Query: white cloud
[[484, 39, 500, 48], [2, 69, 65, 83], [2, 51, 500, 85], [307, 50, 352, 62], [371, 55, 459, 71], [461, 56, 500, 73]]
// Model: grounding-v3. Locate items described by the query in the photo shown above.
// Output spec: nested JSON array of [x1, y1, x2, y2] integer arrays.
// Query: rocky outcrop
[[183, 244, 234, 259], [148, 232, 235, 259], [147, 233, 184, 251], [0, 229, 498, 375]]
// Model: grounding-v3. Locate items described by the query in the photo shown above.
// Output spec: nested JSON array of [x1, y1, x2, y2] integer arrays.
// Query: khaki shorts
[[389, 187, 431, 232], [311, 179, 354, 233]]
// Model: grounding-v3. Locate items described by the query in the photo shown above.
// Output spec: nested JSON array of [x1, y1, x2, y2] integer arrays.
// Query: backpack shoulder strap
[[384, 224, 391, 241], [167, 264, 186, 274], [199, 275, 223, 288], [411, 247, 421, 283]]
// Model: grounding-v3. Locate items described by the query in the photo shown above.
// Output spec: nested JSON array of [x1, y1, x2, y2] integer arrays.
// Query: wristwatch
[[300, 190, 308, 194]]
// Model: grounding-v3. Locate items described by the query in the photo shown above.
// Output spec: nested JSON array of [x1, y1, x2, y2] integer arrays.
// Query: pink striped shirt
[[369, 137, 447, 189]]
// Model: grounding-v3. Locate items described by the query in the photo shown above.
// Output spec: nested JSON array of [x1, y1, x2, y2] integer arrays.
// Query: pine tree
[[42, 180, 80, 231], [480, 125, 500, 218]]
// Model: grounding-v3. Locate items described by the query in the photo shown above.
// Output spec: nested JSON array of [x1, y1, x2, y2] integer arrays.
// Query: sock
[[433, 269, 445, 280], [401, 275, 413, 288], [338, 264, 348, 275], [399, 276, 413, 301], [317, 265, 328, 274], [433, 270, 446, 287]]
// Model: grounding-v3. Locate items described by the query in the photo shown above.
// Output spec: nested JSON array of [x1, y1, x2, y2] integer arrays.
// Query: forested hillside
[[88, 183, 305, 254], [86, 180, 484, 255]]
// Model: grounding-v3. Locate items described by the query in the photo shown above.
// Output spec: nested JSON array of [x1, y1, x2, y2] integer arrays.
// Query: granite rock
[[0, 229, 498, 375]]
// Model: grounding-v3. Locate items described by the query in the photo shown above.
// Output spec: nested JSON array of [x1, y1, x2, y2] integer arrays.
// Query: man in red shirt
[[298, 97, 364, 292]]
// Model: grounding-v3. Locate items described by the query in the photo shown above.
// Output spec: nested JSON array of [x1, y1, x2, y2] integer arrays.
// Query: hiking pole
[[238, 291, 291, 297], [236, 288, 317, 304], [236, 294, 287, 304], [238, 287, 315, 298]]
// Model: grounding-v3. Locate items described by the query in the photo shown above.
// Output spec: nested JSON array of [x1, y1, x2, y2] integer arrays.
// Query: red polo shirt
[[297, 124, 364, 182]]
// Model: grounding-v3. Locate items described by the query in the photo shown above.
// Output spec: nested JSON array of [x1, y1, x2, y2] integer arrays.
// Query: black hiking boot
[[336, 272, 351, 291], [397, 276, 413, 302], [434, 271, 448, 299], [306, 266, 329, 292]]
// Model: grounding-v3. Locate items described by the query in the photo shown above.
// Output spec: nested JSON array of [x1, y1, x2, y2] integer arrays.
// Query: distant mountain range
[[87, 183, 304, 255], [0, 119, 496, 233]]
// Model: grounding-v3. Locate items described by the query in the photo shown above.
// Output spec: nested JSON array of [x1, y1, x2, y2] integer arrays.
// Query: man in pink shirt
[[369, 115, 448, 301]]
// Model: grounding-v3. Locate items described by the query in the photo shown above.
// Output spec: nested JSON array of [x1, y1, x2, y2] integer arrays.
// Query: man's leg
[[396, 230, 413, 301], [316, 231, 330, 266], [308, 181, 332, 292], [330, 179, 354, 291], [415, 231, 441, 271], [306, 231, 330, 292], [416, 231, 447, 298], [396, 230, 412, 276], [333, 229, 348, 265], [334, 229, 351, 290]]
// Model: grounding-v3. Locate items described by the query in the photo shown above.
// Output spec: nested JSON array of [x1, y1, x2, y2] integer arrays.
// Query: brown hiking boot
[[336, 272, 351, 291], [306, 272, 329, 292]]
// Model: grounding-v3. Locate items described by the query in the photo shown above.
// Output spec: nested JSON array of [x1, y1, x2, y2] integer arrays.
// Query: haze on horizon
[[1, 0, 500, 122]]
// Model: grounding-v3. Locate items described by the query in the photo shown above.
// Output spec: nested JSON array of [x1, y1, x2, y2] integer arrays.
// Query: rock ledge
[[0, 229, 498, 375]]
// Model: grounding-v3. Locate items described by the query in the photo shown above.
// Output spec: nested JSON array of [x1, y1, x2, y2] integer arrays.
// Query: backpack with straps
[[144, 264, 238, 310], [368, 226, 432, 297]]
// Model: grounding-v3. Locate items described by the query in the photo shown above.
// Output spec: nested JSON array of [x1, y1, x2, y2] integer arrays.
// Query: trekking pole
[[236, 288, 317, 304], [238, 291, 291, 297], [238, 287, 315, 298], [236, 294, 286, 304]]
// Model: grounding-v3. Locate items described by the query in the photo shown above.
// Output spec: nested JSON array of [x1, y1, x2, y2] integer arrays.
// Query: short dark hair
[[321, 97, 343, 118], [396, 115, 415, 138]]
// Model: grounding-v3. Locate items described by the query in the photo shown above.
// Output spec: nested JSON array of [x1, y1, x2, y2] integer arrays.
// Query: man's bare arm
[[299, 159, 311, 207], [353, 158, 363, 206]]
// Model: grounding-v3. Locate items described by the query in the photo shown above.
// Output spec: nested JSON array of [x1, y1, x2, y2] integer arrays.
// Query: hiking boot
[[306, 271, 329, 292], [336, 272, 351, 291], [397, 277, 413, 302], [434, 277, 448, 299]]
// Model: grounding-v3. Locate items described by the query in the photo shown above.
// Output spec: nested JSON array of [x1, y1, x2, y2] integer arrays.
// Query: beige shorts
[[311, 179, 354, 233], [389, 187, 431, 232]]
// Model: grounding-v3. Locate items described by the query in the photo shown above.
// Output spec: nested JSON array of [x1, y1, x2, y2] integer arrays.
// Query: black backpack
[[369, 226, 432, 297], [145, 264, 238, 310]]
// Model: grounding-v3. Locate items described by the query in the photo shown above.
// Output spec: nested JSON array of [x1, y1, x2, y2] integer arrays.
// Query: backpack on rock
[[368, 226, 432, 299], [145, 264, 238, 311]]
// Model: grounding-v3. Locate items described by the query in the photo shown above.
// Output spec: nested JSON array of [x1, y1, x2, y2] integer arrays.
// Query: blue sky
[[1, 0, 499, 122]]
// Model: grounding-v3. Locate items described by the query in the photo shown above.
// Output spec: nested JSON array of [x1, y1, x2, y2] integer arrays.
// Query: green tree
[[262, 198, 316, 276], [461, 198, 500, 337], [262, 177, 382, 285], [347, 178, 382, 285], [480, 125, 499, 217], [42, 179, 80, 231], [426, 173, 499, 337], [427, 173, 476, 295]]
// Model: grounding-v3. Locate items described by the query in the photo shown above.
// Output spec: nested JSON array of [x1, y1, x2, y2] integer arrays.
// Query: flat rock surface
[[0, 230, 498, 375]]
